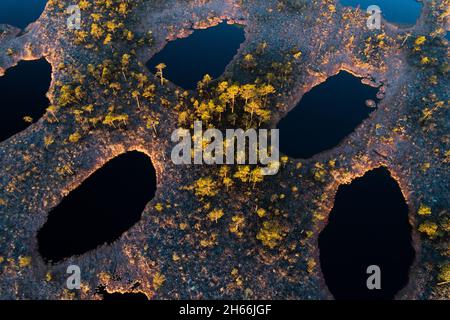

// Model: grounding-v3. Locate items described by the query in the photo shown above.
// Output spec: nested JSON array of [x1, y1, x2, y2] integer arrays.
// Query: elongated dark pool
[[277, 71, 378, 159], [37, 151, 157, 264], [319, 167, 415, 300]]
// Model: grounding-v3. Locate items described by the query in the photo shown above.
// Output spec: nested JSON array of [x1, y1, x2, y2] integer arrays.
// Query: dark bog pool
[[38, 151, 157, 264], [146, 22, 245, 90], [0, 58, 52, 142], [340, 0, 422, 26], [318, 167, 415, 300], [0, 0, 47, 29], [277, 71, 378, 159]]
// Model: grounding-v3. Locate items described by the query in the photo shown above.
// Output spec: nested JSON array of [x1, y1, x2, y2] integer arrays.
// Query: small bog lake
[[340, 0, 422, 26], [277, 71, 378, 159], [146, 22, 245, 90], [0, 0, 48, 29], [319, 167, 415, 300], [0, 58, 52, 142], [38, 151, 157, 264]]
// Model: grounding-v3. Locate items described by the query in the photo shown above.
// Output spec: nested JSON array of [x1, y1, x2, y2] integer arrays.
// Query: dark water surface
[[0, 58, 52, 142], [0, 0, 48, 29], [340, 0, 422, 26], [38, 151, 157, 263], [319, 167, 415, 300], [277, 71, 378, 159], [146, 22, 245, 90]]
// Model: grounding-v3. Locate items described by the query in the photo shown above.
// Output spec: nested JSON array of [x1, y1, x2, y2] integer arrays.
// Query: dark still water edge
[[0, 0, 48, 29], [37, 151, 157, 264], [146, 22, 245, 90], [340, 0, 422, 26], [277, 71, 379, 159], [0, 58, 52, 142], [319, 167, 415, 300]]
